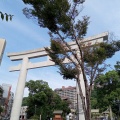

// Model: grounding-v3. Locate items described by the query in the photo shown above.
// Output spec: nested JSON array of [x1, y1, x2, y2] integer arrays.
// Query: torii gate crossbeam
[[8, 32, 108, 120]]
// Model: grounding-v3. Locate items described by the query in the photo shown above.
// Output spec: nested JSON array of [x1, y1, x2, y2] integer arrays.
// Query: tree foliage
[[115, 61, 120, 76], [24, 80, 70, 119], [0, 85, 3, 96], [22, 97, 28, 106], [22, 0, 120, 119], [91, 89, 98, 109], [0, 86, 3, 115], [0, 11, 13, 21], [95, 70, 120, 112]]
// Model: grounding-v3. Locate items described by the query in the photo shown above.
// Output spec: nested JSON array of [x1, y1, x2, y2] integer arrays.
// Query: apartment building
[[54, 86, 77, 109], [1, 84, 14, 119]]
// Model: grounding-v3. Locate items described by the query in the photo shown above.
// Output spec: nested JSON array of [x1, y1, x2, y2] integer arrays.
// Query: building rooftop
[[54, 86, 76, 91]]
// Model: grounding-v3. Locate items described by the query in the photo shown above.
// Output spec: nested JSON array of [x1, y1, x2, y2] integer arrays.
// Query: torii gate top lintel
[[8, 32, 108, 72]]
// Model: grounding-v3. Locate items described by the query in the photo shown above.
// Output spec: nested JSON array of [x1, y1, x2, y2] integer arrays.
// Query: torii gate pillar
[[10, 57, 28, 120], [8, 32, 108, 120]]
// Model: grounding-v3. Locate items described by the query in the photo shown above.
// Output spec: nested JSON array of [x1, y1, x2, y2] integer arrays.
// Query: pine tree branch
[[0, 11, 13, 21]]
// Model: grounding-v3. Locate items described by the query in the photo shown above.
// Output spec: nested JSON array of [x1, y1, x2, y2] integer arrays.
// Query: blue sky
[[0, 0, 120, 97]]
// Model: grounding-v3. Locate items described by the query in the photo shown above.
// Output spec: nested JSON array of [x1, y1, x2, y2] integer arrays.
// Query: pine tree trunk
[[84, 93, 91, 120], [77, 82, 91, 120]]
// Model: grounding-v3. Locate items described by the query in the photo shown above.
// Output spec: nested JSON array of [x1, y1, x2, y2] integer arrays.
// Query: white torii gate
[[8, 32, 108, 120]]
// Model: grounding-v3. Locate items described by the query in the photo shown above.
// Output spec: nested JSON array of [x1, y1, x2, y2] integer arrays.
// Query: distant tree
[[22, 97, 28, 106], [91, 89, 98, 109], [0, 106, 3, 114], [30, 114, 39, 120], [95, 70, 120, 112], [22, 0, 120, 119], [115, 61, 120, 76], [0, 86, 3, 115], [0, 85, 3, 98], [24, 80, 70, 119]]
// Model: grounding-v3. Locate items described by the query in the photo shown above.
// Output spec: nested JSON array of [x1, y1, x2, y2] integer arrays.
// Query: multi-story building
[[19, 106, 27, 120], [1, 84, 14, 119], [54, 86, 77, 110]]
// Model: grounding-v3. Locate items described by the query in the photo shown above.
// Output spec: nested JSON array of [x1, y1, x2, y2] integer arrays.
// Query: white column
[[10, 57, 28, 120], [76, 73, 85, 120]]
